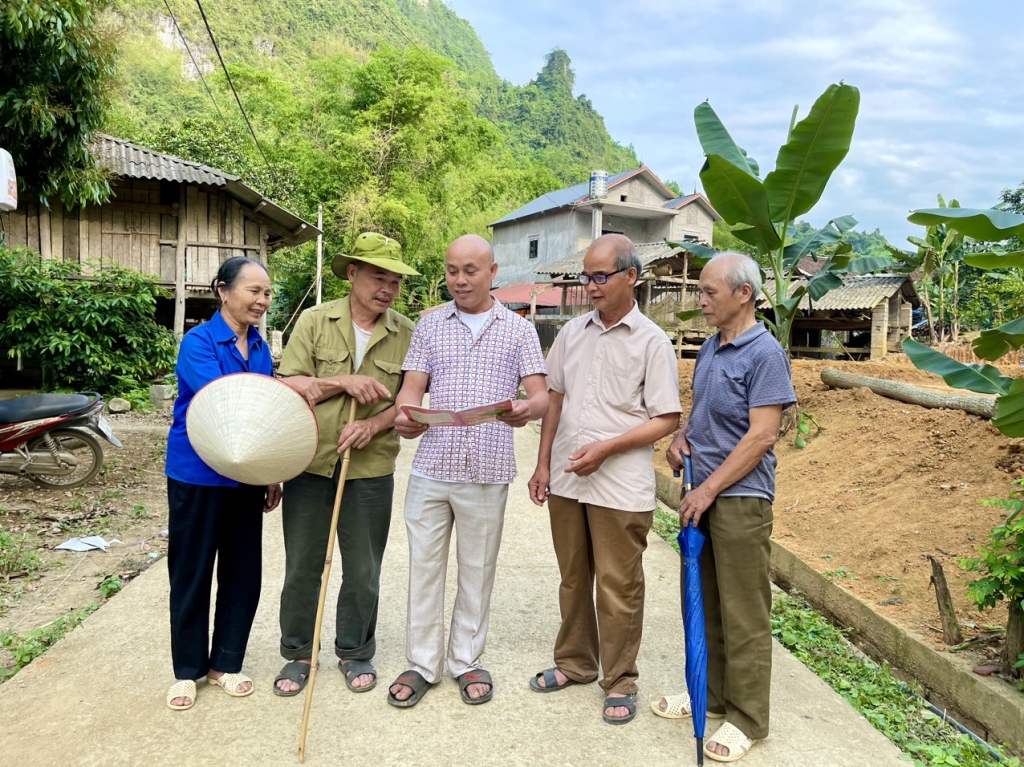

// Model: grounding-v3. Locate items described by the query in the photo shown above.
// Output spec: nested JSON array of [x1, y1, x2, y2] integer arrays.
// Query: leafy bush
[[0, 247, 177, 393], [0, 531, 43, 580], [97, 574, 123, 599], [962, 479, 1024, 680]]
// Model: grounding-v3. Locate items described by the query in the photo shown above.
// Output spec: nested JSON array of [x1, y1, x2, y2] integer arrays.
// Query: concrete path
[[0, 425, 905, 766]]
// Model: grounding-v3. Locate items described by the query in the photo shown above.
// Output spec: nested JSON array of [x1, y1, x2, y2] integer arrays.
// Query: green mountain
[[104, 0, 637, 318]]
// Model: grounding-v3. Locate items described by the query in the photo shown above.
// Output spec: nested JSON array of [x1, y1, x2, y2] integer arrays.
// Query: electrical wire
[[192, 0, 276, 181], [162, 0, 223, 120]]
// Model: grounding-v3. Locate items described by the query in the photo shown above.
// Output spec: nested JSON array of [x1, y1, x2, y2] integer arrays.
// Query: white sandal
[[704, 722, 755, 763], [650, 692, 727, 720], [207, 672, 254, 697], [166, 679, 196, 711]]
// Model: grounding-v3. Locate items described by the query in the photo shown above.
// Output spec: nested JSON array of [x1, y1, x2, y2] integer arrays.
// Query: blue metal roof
[[663, 193, 701, 209], [490, 168, 640, 227]]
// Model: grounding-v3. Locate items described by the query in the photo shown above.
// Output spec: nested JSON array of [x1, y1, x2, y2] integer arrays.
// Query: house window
[[528, 238, 539, 259], [620, 195, 628, 203]]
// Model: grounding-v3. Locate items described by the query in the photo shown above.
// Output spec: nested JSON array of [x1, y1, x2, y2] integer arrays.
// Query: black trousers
[[279, 471, 393, 661], [167, 478, 265, 680]]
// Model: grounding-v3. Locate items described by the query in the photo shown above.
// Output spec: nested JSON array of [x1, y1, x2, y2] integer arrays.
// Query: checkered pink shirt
[[402, 300, 546, 483]]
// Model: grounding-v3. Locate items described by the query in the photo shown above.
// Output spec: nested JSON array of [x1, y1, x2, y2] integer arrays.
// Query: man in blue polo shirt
[[654, 252, 795, 763]]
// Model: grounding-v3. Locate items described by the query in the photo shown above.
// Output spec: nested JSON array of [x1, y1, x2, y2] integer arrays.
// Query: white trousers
[[403, 474, 509, 682]]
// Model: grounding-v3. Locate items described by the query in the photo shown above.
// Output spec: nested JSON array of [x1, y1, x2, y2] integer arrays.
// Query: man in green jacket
[[274, 232, 417, 696]]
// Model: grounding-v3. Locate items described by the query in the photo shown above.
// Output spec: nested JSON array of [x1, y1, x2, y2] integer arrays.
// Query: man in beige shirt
[[528, 233, 681, 725]]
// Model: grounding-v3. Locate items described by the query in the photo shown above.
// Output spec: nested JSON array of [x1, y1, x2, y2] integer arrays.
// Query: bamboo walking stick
[[298, 398, 358, 763]]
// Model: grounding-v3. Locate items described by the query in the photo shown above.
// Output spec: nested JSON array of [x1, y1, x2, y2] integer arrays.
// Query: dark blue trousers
[[167, 478, 265, 680]]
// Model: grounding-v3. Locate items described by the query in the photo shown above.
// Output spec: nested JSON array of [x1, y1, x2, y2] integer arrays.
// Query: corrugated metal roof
[[759, 274, 912, 311], [91, 134, 319, 248], [536, 241, 685, 276], [663, 193, 700, 209], [489, 168, 639, 227]]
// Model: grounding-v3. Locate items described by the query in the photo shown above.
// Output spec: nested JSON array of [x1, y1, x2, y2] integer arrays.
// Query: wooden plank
[[230, 199, 245, 258], [258, 224, 268, 339], [209, 191, 223, 269], [197, 189, 210, 284], [26, 203, 40, 253], [87, 206, 101, 272], [130, 211, 143, 272], [50, 202, 63, 262], [103, 206, 118, 268], [78, 207, 89, 268], [174, 186, 187, 339], [186, 186, 200, 284], [38, 205, 52, 259], [63, 206, 79, 263]]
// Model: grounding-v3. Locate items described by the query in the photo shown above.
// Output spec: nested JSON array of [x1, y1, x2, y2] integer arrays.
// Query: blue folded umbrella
[[676, 456, 708, 766]]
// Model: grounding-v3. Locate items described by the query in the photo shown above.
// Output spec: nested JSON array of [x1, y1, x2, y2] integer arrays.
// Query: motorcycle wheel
[[27, 428, 104, 489]]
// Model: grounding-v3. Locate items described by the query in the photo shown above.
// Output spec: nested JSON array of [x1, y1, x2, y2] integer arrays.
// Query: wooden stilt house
[[0, 134, 319, 337]]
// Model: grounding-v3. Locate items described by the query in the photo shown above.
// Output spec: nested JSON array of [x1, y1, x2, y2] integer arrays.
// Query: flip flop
[[457, 669, 493, 705], [207, 672, 254, 698], [339, 659, 377, 693], [603, 693, 638, 725], [166, 679, 196, 711], [273, 660, 312, 697], [387, 669, 433, 708], [529, 667, 581, 693], [704, 722, 755, 762]]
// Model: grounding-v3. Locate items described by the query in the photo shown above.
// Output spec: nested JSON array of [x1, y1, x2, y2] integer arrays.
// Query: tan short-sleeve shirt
[[278, 296, 415, 480], [547, 303, 681, 511]]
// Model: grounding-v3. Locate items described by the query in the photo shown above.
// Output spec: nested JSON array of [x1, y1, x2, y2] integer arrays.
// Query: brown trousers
[[693, 495, 774, 740], [548, 494, 653, 695]]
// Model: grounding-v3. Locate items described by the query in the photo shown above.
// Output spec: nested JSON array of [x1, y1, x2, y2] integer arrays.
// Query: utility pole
[[315, 204, 323, 305]]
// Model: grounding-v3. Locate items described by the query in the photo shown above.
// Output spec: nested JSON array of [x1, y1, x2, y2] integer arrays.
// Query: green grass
[[0, 605, 99, 682], [651, 505, 1016, 766]]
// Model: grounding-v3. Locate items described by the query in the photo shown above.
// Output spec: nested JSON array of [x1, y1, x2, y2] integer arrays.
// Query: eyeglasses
[[577, 267, 627, 286]]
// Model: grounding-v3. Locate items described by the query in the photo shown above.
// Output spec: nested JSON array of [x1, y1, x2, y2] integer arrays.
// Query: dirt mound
[[656, 357, 1022, 655]]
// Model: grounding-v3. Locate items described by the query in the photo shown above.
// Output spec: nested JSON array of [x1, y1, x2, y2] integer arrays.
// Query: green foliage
[[97, 574, 123, 599], [772, 594, 1016, 767], [794, 412, 821, 449], [0, 605, 99, 682], [0, 532, 43, 580], [962, 480, 1024, 612], [0, 246, 177, 393], [1, 0, 116, 208], [691, 84, 883, 350]]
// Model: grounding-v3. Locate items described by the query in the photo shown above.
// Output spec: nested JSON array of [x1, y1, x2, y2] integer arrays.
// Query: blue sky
[[445, 0, 1024, 246]]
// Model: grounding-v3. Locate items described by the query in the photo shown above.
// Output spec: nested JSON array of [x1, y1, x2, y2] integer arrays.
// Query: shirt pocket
[[603, 363, 643, 412], [371, 358, 403, 396], [314, 347, 351, 378], [709, 373, 748, 418]]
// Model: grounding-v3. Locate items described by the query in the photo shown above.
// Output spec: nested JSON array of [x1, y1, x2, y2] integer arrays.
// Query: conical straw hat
[[186, 373, 319, 485]]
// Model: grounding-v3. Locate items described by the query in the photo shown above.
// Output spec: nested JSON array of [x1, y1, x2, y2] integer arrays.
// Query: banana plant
[[679, 83, 891, 349], [901, 207, 1024, 437]]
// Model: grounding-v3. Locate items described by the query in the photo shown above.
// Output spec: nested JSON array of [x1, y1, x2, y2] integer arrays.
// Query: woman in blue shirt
[[165, 257, 281, 711]]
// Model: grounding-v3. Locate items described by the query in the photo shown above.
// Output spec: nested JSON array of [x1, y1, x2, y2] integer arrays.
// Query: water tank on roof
[[0, 149, 17, 212], [589, 170, 608, 200]]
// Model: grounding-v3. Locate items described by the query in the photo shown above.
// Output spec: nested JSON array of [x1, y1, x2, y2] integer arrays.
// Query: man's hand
[[341, 375, 392, 405], [679, 484, 714, 528], [528, 465, 551, 506], [338, 420, 378, 453], [282, 376, 324, 408], [667, 425, 690, 472], [496, 400, 532, 428], [394, 410, 429, 439], [265, 484, 283, 513], [564, 441, 611, 477]]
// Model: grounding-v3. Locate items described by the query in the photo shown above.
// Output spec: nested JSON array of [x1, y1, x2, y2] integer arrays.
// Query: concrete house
[[489, 166, 721, 286]]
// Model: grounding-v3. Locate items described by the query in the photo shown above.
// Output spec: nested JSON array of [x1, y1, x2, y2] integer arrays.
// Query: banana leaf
[[901, 339, 1012, 395], [973, 317, 1024, 361], [907, 208, 1024, 241], [700, 155, 781, 251], [764, 84, 860, 223], [782, 215, 858, 269], [994, 379, 1024, 438], [677, 309, 703, 321], [965, 251, 1024, 270], [667, 240, 718, 267], [694, 102, 761, 178]]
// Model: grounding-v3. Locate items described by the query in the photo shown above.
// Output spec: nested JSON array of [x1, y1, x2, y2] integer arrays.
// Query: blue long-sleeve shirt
[[165, 311, 273, 487]]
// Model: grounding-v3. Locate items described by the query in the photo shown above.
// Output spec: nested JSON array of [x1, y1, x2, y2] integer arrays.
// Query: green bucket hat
[[331, 232, 420, 280]]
